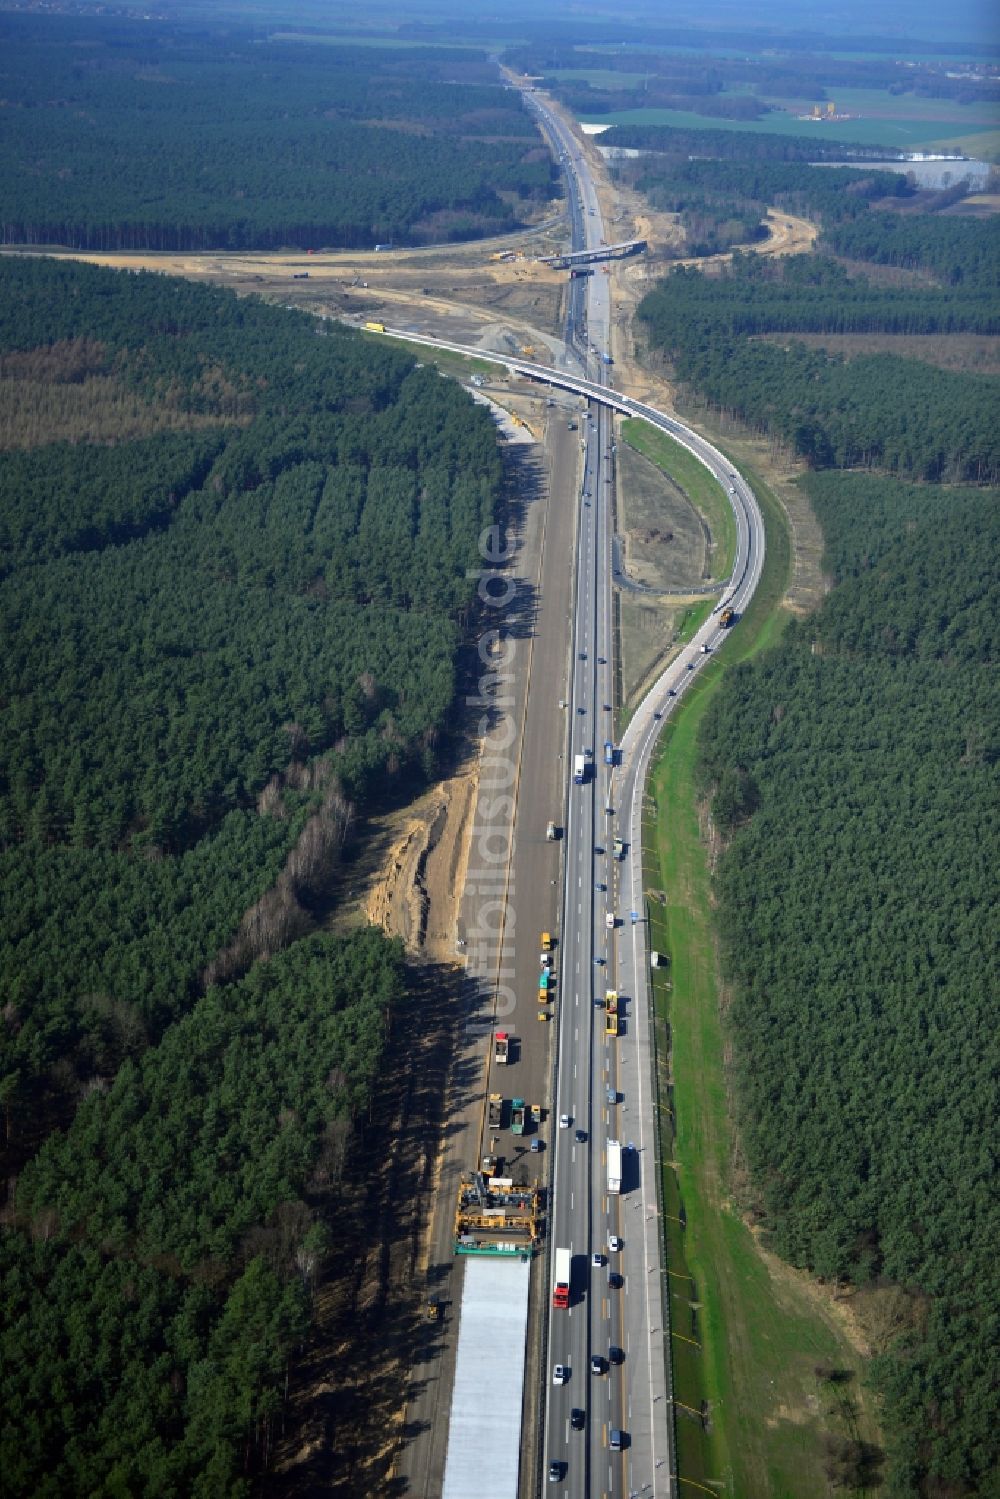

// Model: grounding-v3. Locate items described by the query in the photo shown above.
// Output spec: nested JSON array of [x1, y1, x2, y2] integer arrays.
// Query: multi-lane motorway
[[533, 89, 674, 1499], [529, 83, 764, 1499], [382, 79, 765, 1498]]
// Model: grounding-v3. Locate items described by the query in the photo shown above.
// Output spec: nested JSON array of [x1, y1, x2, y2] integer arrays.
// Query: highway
[[528, 84, 764, 1499], [379, 80, 764, 1499], [532, 89, 672, 1499]]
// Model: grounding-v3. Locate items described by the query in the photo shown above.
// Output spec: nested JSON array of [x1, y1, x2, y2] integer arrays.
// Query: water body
[[815, 156, 993, 188]]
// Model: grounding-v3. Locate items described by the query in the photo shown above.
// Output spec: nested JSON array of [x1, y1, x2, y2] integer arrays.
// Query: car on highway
[[610, 1428, 627, 1452], [559, 1114, 571, 1129], [579, 650, 587, 660], [570, 1408, 585, 1431], [606, 1087, 617, 1105], [609, 1345, 625, 1365], [590, 1355, 606, 1375], [608, 1234, 623, 1252], [608, 1271, 623, 1289], [668, 688, 676, 696], [595, 880, 605, 891], [553, 1364, 568, 1385], [548, 1460, 565, 1482], [575, 1128, 587, 1143], [592, 1251, 604, 1267]]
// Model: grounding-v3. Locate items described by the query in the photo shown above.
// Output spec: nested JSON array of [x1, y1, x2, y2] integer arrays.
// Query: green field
[[621, 419, 736, 581], [584, 103, 999, 152], [643, 467, 880, 1495], [793, 86, 999, 125]]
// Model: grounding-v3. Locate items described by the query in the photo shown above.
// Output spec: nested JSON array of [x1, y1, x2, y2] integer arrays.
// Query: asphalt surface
[[530, 92, 676, 1499], [394, 82, 766, 1499]]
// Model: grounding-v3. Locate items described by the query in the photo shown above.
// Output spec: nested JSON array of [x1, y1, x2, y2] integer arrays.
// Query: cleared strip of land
[[643, 471, 880, 1494]]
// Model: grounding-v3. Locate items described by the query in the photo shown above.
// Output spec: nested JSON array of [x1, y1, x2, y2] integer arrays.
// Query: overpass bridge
[[537, 237, 647, 269], [362, 325, 633, 414]]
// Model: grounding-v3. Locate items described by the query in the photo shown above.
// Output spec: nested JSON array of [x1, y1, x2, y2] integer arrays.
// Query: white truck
[[573, 754, 587, 784], [607, 1140, 622, 1195]]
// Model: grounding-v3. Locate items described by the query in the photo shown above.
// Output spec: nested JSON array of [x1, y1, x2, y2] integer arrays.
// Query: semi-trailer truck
[[552, 1247, 571, 1308], [607, 1140, 622, 1194]]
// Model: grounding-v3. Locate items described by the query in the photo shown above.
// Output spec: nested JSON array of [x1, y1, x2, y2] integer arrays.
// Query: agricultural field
[[580, 104, 999, 152]]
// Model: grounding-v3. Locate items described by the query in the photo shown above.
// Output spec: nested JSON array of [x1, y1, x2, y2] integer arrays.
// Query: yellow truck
[[364, 321, 386, 333]]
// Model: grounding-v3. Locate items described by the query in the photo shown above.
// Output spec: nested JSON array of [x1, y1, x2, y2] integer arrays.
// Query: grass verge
[[643, 469, 878, 1496], [622, 418, 737, 581], [367, 331, 499, 381]]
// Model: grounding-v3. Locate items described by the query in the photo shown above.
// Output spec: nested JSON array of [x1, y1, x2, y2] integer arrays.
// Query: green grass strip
[[373, 332, 500, 381], [622, 418, 737, 581], [644, 467, 875, 1495]]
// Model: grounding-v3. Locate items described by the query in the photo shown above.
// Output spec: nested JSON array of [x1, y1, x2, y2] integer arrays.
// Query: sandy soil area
[[363, 766, 477, 963]]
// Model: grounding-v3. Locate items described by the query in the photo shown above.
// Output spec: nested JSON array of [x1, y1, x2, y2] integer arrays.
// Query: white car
[[608, 1234, 623, 1252], [559, 1114, 571, 1129], [553, 1363, 568, 1385]]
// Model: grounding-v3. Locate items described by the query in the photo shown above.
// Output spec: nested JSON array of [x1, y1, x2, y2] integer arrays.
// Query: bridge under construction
[[537, 237, 646, 269]]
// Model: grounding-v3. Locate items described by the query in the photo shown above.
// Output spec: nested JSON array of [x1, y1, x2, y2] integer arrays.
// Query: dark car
[[590, 1354, 606, 1375], [570, 1408, 585, 1431], [608, 1271, 623, 1289], [575, 1128, 587, 1143], [548, 1459, 564, 1482], [609, 1345, 625, 1365]]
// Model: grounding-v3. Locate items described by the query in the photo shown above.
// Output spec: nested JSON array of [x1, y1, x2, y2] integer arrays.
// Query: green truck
[[511, 1098, 526, 1135]]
